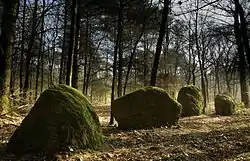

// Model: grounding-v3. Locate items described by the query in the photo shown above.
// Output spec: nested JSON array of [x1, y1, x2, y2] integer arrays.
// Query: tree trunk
[[117, 5, 124, 98], [215, 64, 220, 94], [0, 0, 19, 113], [83, 4, 89, 93], [225, 73, 232, 94], [195, 0, 207, 113], [205, 71, 209, 103], [23, 0, 38, 98], [150, 0, 170, 86], [72, 5, 80, 89], [10, 37, 17, 96], [49, 49, 55, 86], [143, 34, 149, 86], [40, 49, 44, 93], [234, 10, 249, 108], [109, 0, 124, 125], [187, 20, 192, 84], [59, 0, 69, 84], [123, 5, 148, 95], [35, 0, 45, 100], [19, 0, 26, 97], [85, 52, 92, 95], [66, 0, 77, 85], [192, 53, 196, 85], [235, 0, 250, 71]]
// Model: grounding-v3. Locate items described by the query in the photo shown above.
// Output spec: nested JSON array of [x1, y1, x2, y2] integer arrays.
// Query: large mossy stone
[[112, 86, 182, 130], [177, 85, 203, 117], [7, 84, 103, 155], [215, 94, 235, 116]]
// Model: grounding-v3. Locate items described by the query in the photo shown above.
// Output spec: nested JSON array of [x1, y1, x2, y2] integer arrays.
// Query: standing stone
[[215, 94, 235, 116], [177, 85, 203, 117], [7, 84, 103, 155], [112, 86, 182, 129]]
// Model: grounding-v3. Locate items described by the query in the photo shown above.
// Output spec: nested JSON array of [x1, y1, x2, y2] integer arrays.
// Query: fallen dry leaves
[[0, 106, 250, 161]]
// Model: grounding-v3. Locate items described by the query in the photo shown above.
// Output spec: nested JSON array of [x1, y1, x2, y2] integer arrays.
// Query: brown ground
[[1, 106, 250, 161]]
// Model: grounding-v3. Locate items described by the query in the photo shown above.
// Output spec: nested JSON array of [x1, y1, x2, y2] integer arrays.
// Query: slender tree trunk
[[234, 0, 250, 70], [117, 1, 124, 97], [234, 10, 249, 108], [123, 21, 146, 95], [143, 34, 149, 86], [225, 73, 232, 94], [164, 2, 170, 75], [83, 5, 89, 93], [187, 21, 192, 84], [195, 0, 207, 113], [150, 0, 170, 86], [23, 0, 38, 98], [40, 48, 44, 93], [35, 44, 41, 99], [35, 0, 45, 100], [49, 49, 55, 86], [66, 0, 77, 85], [29, 65, 33, 102], [20, 0, 26, 96], [215, 64, 220, 93], [59, 0, 69, 84], [85, 52, 92, 95], [10, 37, 17, 96], [109, 0, 124, 125], [0, 0, 19, 113], [123, 2, 151, 94], [205, 71, 209, 103], [192, 53, 196, 85], [72, 5, 80, 89]]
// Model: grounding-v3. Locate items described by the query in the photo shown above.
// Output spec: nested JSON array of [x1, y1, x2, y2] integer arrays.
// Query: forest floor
[[1, 106, 250, 161]]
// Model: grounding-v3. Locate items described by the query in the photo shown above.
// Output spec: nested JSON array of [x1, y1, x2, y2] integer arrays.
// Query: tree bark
[[20, 0, 26, 96], [40, 48, 44, 93], [117, 0, 124, 97], [234, 0, 250, 71], [123, 19, 146, 95], [234, 10, 249, 108], [109, 0, 124, 125], [150, 0, 170, 86], [23, 0, 38, 98], [59, 0, 69, 84], [195, 0, 207, 113], [143, 34, 149, 86], [35, 0, 45, 100], [83, 4, 89, 93], [72, 4, 81, 89], [66, 0, 77, 85], [0, 0, 19, 113]]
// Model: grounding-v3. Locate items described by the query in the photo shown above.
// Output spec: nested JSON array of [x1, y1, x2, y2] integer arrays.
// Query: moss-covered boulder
[[177, 85, 203, 117], [7, 84, 103, 155], [215, 94, 235, 116], [112, 86, 182, 130]]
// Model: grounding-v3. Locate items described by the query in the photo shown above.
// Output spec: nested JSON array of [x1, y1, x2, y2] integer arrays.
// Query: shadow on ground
[[0, 107, 250, 161]]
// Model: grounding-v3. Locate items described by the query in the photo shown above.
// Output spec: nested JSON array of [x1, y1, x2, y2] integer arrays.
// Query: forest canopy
[[0, 0, 249, 120]]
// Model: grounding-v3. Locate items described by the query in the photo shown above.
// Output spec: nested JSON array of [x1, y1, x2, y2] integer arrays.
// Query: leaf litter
[[0, 106, 250, 160]]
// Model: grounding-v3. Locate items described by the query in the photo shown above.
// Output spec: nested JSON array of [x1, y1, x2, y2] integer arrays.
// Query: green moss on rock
[[7, 84, 103, 155], [215, 94, 235, 116], [112, 86, 182, 130], [177, 85, 203, 117]]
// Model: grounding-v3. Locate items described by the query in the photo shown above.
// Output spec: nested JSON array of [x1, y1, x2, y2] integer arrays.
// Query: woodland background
[[1, 0, 250, 114]]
